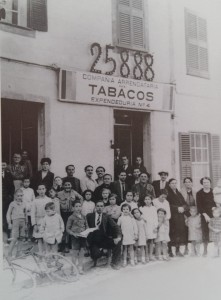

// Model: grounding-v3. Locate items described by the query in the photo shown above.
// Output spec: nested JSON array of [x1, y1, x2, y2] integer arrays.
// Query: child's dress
[[135, 219, 147, 246], [103, 204, 121, 221], [209, 217, 221, 243], [140, 205, 158, 239], [155, 219, 170, 243], [40, 213, 64, 244], [31, 196, 51, 238], [117, 215, 138, 245], [186, 214, 202, 242]]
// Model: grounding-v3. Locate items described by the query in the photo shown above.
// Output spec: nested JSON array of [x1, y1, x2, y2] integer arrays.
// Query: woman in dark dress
[[167, 178, 189, 257], [196, 177, 216, 256]]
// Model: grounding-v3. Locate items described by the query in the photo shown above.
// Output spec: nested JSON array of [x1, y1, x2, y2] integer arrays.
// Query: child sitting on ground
[[21, 177, 35, 241], [40, 202, 64, 253], [66, 200, 87, 274], [103, 193, 121, 222], [6, 189, 27, 257], [31, 184, 51, 254]]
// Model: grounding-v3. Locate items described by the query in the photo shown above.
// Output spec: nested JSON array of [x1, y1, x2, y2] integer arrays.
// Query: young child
[[120, 191, 138, 211], [153, 192, 171, 220], [155, 208, 170, 260], [101, 188, 111, 206], [66, 200, 87, 274], [133, 192, 140, 207], [53, 176, 63, 192], [81, 190, 95, 217], [6, 189, 27, 257], [132, 208, 147, 264], [103, 193, 121, 222], [208, 207, 221, 257], [48, 187, 61, 215], [31, 184, 51, 253], [185, 206, 202, 256], [140, 195, 158, 261], [117, 203, 138, 267], [21, 177, 35, 241], [40, 202, 64, 253]]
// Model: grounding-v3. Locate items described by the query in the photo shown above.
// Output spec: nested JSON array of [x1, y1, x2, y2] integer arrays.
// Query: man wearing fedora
[[152, 171, 169, 198]]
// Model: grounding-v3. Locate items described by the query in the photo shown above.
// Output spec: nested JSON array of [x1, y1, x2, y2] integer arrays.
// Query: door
[[1, 99, 43, 173]]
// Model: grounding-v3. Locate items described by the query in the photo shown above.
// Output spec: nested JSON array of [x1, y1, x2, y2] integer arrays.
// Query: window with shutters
[[185, 9, 209, 78], [179, 132, 221, 190], [116, 0, 147, 51], [0, 0, 47, 32]]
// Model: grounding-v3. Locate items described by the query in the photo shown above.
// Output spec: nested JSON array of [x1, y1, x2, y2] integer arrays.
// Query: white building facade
[[1, 0, 221, 189]]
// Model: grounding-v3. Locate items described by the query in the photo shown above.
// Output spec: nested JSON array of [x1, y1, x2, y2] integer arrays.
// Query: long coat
[[167, 187, 189, 246], [196, 188, 216, 242]]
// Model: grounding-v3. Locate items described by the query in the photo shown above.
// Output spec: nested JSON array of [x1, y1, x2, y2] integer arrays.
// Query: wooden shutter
[[28, 0, 48, 32], [185, 9, 209, 78], [117, 0, 145, 50], [179, 133, 192, 184], [209, 134, 221, 187]]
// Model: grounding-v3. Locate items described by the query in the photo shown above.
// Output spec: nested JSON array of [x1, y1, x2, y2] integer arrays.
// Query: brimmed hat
[[158, 171, 169, 176]]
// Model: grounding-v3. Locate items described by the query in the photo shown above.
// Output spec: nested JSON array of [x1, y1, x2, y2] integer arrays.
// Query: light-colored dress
[[155, 219, 170, 242], [135, 219, 147, 246], [140, 205, 158, 239], [31, 196, 51, 238], [186, 214, 202, 242], [103, 204, 121, 220], [40, 213, 64, 244], [117, 215, 138, 245]]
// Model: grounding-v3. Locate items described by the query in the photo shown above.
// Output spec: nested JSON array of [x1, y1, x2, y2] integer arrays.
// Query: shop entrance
[[1, 99, 44, 173], [114, 110, 147, 172]]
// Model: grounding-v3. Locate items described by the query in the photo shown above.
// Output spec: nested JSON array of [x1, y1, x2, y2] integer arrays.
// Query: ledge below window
[[0, 22, 36, 38]]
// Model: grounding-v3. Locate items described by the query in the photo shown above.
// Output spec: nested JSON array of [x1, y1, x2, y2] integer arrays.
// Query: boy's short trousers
[[71, 236, 86, 250], [11, 218, 26, 239]]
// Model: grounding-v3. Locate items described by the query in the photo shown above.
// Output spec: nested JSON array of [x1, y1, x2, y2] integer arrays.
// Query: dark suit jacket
[[152, 180, 169, 198], [32, 170, 54, 194], [62, 176, 81, 194], [86, 212, 121, 239], [113, 180, 129, 203]]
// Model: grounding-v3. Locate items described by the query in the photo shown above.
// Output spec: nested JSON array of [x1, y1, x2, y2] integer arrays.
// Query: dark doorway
[[114, 110, 144, 167], [1, 99, 42, 173]]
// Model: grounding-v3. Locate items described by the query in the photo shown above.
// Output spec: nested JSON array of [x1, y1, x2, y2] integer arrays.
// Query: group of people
[[3, 151, 221, 274]]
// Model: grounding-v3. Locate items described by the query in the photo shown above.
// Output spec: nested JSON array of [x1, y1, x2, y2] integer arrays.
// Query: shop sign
[[59, 70, 173, 112]]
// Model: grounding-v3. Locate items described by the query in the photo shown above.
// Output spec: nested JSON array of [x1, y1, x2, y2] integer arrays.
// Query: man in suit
[[2, 162, 14, 235], [118, 155, 133, 185], [86, 201, 122, 270], [152, 171, 169, 198], [31, 158, 54, 195], [113, 171, 129, 204], [63, 164, 81, 194]]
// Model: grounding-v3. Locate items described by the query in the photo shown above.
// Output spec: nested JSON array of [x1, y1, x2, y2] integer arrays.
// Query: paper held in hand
[[77, 227, 97, 238]]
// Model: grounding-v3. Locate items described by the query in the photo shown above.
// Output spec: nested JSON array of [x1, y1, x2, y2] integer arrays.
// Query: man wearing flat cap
[[152, 171, 169, 198]]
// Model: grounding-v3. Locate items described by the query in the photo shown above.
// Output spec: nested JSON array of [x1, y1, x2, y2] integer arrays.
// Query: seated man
[[86, 201, 122, 270]]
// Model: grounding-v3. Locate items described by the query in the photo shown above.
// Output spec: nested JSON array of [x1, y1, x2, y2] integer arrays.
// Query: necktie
[[97, 214, 101, 226]]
